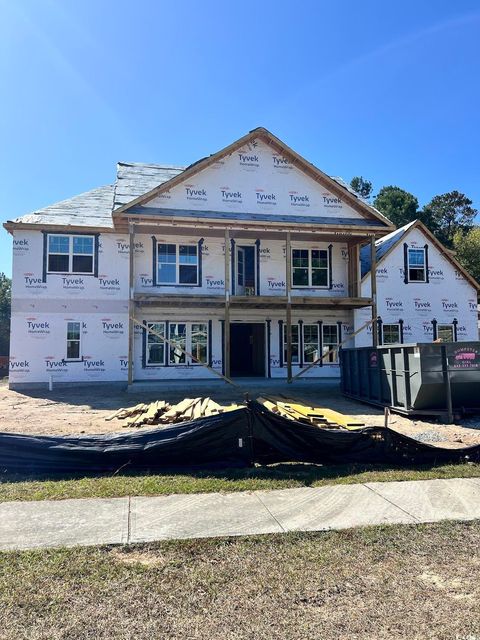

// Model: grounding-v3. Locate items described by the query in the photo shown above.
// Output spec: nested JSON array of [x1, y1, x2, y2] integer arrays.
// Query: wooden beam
[[127, 223, 135, 385], [286, 231, 293, 383], [370, 235, 378, 347], [224, 228, 231, 379]]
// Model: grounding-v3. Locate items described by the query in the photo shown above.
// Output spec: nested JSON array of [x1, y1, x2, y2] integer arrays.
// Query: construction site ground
[[1, 378, 479, 449]]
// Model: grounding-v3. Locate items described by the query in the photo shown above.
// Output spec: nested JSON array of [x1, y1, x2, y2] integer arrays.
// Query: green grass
[[1, 521, 479, 639], [1, 461, 479, 502]]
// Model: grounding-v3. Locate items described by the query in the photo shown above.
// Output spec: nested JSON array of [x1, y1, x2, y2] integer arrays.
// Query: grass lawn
[[1, 461, 480, 502], [1, 521, 479, 639]]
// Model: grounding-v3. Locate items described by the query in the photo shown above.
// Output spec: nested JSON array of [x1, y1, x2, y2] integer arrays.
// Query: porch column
[[127, 222, 135, 385], [286, 231, 293, 383], [224, 228, 231, 379], [348, 242, 360, 298], [370, 235, 378, 346]]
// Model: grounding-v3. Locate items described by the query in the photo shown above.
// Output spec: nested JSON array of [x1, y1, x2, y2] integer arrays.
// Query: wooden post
[[127, 222, 135, 385], [224, 228, 231, 380], [370, 235, 378, 347], [286, 231, 293, 383], [350, 243, 360, 298]]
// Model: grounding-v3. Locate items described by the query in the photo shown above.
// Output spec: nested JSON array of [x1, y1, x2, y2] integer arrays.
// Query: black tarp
[[249, 401, 480, 466], [0, 401, 479, 474], [0, 408, 252, 473]]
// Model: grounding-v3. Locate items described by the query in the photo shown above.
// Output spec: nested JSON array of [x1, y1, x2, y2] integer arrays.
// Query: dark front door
[[230, 322, 265, 377]]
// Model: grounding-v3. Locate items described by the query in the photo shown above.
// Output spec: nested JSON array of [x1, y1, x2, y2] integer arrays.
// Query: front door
[[230, 322, 266, 377]]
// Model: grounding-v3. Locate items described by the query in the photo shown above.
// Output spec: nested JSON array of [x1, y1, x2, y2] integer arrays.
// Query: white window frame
[[382, 323, 401, 345], [282, 324, 300, 365], [282, 323, 338, 366], [157, 242, 199, 286], [291, 248, 330, 289], [322, 324, 339, 364], [437, 324, 455, 342], [145, 322, 166, 366], [303, 323, 320, 363], [66, 321, 82, 362], [47, 234, 95, 275], [145, 321, 209, 366], [407, 247, 426, 283]]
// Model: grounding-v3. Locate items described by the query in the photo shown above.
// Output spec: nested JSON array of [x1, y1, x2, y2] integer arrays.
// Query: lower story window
[[283, 324, 300, 365], [146, 322, 166, 365], [283, 323, 339, 365], [382, 323, 401, 345], [145, 321, 208, 366], [66, 321, 81, 360], [437, 324, 455, 342], [322, 324, 339, 363]]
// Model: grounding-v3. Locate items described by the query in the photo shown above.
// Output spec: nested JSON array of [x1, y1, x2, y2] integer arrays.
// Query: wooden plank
[[127, 222, 135, 386], [224, 227, 231, 380], [285, 231, 292, 383], [370, 235, 378, 346]]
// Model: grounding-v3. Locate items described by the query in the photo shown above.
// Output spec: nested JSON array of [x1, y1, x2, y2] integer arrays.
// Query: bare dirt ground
[[0, 378, 479, 448]]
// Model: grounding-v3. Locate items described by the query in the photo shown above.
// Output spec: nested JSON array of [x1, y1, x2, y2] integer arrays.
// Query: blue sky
[[1, 0, 479, 276]]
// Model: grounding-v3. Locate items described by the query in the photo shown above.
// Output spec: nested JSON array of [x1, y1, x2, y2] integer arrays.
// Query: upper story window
[[382, 323, 401, 345], [407, 248, 426, 282], [292, 248, 329, 288], [158, 243, 199, 285], [48, 234, 94, 274]]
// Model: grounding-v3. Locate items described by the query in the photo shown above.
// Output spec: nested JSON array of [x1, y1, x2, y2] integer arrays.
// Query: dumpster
[[340, 342, 480, 419]]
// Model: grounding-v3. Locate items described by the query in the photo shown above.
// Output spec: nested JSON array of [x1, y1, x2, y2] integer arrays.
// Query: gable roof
[[361, 219, 480, 291], [113, 127, 394, 229]]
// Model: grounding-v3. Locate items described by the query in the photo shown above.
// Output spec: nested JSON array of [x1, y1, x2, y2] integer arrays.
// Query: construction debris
[[257, 397, 365, 430], [106, 397, 244, 428]]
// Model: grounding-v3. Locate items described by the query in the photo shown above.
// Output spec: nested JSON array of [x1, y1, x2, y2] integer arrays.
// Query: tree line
[[350, 177, 480, 284]]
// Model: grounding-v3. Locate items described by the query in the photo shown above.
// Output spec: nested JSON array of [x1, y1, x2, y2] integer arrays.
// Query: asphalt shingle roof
[[360, 220, 416, 277]]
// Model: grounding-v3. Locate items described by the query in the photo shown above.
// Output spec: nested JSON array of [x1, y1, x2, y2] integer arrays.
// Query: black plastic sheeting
[[0, 401, 479, 474]]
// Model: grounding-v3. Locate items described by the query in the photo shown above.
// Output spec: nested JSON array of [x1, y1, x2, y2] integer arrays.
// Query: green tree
[[350, 176, 373, 200], [453, 227, 480, 284], [0, 274, 11, 356], [422, 191, 477, 248], [373, 185, 419, 227]]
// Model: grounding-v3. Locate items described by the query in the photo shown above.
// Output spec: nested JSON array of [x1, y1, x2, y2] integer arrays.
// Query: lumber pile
[[106, 397, 243, 428], [257, 396, 365, 430]]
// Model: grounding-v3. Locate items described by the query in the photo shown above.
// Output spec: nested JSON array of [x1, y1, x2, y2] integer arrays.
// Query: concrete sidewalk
[[1, 477, 480, 551]]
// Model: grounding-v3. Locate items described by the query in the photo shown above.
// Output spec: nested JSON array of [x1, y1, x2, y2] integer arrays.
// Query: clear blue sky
[[1, 0, 479, 277]]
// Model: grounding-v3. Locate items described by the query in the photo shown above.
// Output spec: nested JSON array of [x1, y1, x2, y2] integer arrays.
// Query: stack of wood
[[257, 396, 365, 430], [106, 397, 244, 428]]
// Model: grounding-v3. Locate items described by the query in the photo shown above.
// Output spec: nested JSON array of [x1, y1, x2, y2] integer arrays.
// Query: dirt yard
[[0, 378, 479, 448]]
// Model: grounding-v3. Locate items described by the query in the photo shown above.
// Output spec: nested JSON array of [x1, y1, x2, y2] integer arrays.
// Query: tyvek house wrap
[[354, 225, 478, 346], [9, 230, 130, 385], [145, 138, 370, 222]]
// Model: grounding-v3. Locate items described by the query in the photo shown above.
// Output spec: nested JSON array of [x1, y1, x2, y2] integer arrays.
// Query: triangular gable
[[361, 219, 480, 291], [114, 127, 393, 227]]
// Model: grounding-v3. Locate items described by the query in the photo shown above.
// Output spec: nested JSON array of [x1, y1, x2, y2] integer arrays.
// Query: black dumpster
[[340, 342, 480, 419]]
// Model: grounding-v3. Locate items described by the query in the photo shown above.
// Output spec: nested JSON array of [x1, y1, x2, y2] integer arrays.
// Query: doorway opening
[[230, 322, 265, 377], [235, 245, 256, 295]]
